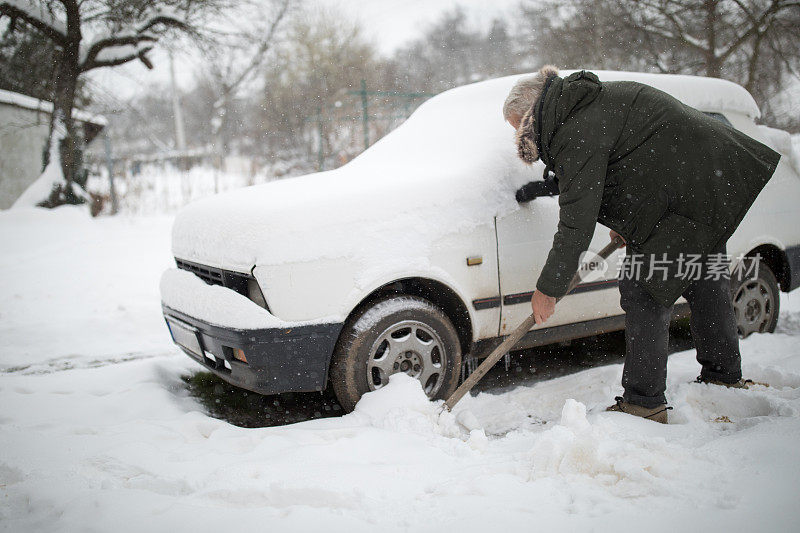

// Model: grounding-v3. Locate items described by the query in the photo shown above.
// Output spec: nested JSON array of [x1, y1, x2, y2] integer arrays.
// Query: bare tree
[[393, 8, 485, 93], [519, 0, 650, 71], [0, 17, 82, 102], [520, 0, 800, 127], [390, 8, 526, 95], [0, 0, 218, 207], [201, 0, 291, 162], [618, 1, 800, 81], [257, 8, 381, 157]]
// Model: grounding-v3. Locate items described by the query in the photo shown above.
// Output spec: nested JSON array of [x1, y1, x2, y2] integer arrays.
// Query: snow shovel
[[442, 234, 625, 412]]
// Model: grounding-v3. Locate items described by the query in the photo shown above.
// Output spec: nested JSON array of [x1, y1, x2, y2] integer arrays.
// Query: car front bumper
[[163, 306, 343, 395]]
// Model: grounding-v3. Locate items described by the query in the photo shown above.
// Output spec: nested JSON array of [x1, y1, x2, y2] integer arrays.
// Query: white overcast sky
[[320, 0, 521, 53], [88, 0, 524, 104]]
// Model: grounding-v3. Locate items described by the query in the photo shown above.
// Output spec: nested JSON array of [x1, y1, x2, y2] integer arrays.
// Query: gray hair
[[502, 65, 559, 122]]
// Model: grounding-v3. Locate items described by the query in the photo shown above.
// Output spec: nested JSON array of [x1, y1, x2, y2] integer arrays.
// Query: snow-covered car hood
[[171, 70, 761, 271], [171, 76, 532, 271]]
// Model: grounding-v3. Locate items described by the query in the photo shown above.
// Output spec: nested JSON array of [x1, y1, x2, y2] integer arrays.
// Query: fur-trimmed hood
[[515, 65, 559, 165], [515, 103, 540, 164]]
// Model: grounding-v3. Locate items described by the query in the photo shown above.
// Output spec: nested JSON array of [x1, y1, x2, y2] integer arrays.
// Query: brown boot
[[695, 376, 765, 389], [606, 397, 672, 424]]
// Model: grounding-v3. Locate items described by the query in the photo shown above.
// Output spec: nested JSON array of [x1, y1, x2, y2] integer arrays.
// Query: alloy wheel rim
[[366, 320, 447, 396], [733, 278, 774, 337]]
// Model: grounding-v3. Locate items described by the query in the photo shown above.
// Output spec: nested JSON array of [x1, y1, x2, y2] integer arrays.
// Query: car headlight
[[247, 278, 268, 309]]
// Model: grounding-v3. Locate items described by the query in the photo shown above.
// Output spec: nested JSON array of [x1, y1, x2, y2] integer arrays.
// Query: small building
[[0, 89, 106, 209]]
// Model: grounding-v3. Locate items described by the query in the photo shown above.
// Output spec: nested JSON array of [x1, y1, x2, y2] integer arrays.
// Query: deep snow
[[2, 207, 800, 532]]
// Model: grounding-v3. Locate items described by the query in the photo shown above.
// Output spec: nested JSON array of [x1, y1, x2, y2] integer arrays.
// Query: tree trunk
[[703, 0, 722, 78], [41, 26, 83, 207], [53, 48, 79, 172], [744, 31, 765, 96]]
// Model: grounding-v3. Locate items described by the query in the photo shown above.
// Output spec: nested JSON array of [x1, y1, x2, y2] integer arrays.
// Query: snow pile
[[3, 210, 800, 530], [345, 373, 492, 450], [757, 125, 800, 175], [682, 378, 798, 421], [530, 400, 687, 497], [351, 373, 461, 437], [12, 117, 71, 209]]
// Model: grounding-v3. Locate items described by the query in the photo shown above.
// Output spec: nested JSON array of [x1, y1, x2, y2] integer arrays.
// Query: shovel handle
[[442, 235, 624, 411]]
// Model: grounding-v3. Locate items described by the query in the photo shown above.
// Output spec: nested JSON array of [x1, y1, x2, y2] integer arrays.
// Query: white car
[[161, 70, 800, 411]]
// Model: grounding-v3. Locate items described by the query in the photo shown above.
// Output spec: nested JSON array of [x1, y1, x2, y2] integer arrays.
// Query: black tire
[[330, 295, 462, 412], [730, 257, 780, 338]]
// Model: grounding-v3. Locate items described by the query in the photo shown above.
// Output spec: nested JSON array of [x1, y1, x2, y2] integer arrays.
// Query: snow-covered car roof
[[569, 69, 761, 119], [171, 70, 761, 272], [349, 69, 761, 180]]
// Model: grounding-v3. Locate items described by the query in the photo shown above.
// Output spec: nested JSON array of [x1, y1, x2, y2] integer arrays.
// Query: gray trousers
[[618, 248, 742, 407]]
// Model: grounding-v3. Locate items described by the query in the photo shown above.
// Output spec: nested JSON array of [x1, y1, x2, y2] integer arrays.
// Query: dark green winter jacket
[[517, 70, 781, 307]]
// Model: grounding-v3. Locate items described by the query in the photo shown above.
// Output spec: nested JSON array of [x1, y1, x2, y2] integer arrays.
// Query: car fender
[[253, 259, 481, 338], [339, 266, 482, 340]]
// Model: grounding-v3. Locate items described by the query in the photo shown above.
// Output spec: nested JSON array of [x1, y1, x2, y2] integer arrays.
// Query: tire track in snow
[[0, 350, 172, 375]]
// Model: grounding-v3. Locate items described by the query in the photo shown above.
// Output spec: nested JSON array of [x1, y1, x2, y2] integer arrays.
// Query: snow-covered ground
[[2, 207, 800, 532]]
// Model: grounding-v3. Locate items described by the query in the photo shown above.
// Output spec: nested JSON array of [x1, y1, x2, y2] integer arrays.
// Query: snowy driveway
[[2, 208, 800, 532]]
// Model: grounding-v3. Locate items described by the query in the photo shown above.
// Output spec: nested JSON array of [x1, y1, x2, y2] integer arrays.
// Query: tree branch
[[624, 1, 708, 53], [639, 28, 672, 73], [82, 44, 155, 71], [763, 24, 800, 82], [137, 13, 191, 35], [80, 10, 193, 71], [620, 1, 706, 53], [717, 0, 788, 63], [224, 0, 290, 95], [0, 1, 67, 44], [80, 33, 157, 70]]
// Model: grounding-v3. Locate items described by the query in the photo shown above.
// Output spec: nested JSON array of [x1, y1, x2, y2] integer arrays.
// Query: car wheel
[[730, 257, 780, 338], [329, 295, 462, 412]]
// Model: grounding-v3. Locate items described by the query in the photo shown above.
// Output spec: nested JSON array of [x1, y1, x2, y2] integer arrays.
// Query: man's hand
[[609, 229, 626, 247], [531, 290, 556, 324]]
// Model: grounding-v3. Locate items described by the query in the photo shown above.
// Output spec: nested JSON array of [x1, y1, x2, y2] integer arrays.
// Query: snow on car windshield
[[170, 76, 537, 271]]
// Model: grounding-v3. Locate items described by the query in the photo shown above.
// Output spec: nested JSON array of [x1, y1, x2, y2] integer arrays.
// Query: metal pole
[[103, 132, 118, 215], [317, 106, 324, 171], [168, 52, 187, 153], [345, 87, 433, 148], [360, 79, 369, 150]]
